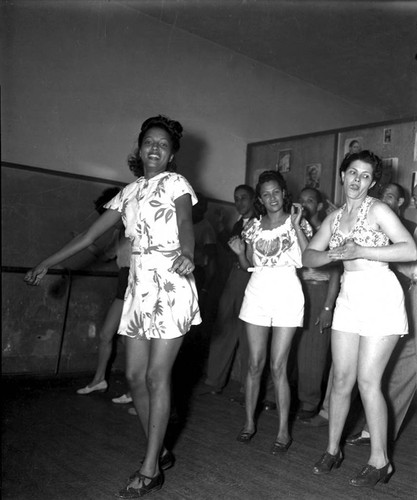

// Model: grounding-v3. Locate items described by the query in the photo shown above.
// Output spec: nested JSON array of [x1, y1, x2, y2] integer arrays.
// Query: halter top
[[329, 196, 389, 251]]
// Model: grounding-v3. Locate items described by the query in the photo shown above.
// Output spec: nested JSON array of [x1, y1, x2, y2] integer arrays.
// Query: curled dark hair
[[339, 150, 383, 183], [127, 151, 144, 177], [138, 115, 183, 153], [255, 170, 292, 215]]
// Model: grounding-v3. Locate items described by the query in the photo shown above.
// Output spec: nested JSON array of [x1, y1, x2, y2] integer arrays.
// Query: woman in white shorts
[[303, 150, 417, 488], [229, 170, 311, 454]]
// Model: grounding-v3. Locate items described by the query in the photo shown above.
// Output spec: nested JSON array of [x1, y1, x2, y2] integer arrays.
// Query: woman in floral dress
[[25, 115, 201, 497], [229, 170, 311, 454]]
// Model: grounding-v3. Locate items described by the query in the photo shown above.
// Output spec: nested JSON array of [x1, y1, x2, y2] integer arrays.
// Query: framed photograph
[[343, 137, 362, 156], [276, 149, 292, 173], [383, 128, 392, 144], [305, 163, 321, 189]]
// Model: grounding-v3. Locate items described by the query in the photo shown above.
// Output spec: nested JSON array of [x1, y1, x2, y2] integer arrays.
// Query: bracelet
[[323, 306, 332, 311]]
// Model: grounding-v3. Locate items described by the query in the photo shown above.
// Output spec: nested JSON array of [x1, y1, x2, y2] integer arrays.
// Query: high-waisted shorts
[[239, 266, 304, 327], [332, 268, 408, 337]]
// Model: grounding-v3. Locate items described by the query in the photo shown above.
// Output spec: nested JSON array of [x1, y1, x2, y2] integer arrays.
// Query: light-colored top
[[329, 195, 389, 270], [103, 172, 201, 340], [104, 172, 198, 270], [242, 216, 312, 268]]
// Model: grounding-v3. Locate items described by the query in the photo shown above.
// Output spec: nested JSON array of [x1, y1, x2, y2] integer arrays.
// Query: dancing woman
[[303, 150, 416, 487]]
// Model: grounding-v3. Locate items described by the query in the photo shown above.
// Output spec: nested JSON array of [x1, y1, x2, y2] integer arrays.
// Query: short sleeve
[[170, 174, 198, 206], [104, 181, 138, 212]]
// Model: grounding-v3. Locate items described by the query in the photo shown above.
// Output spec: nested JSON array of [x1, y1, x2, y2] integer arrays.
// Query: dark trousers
[[296, 280, 331, 412], [205, 266, 250, 391]]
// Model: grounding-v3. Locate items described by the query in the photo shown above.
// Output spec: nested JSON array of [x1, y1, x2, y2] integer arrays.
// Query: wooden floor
[[2, 370, 417, 500]]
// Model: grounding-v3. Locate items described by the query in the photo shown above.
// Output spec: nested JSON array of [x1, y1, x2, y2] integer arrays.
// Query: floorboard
[[2, 373, 416, 499]]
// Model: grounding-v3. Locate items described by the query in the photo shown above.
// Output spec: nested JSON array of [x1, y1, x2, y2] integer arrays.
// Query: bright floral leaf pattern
[[243, 216, 312, 268], [104, 172, 202, 339]]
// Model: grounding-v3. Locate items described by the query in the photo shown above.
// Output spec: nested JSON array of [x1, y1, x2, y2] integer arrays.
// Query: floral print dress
[[105, 172, 201, 339]]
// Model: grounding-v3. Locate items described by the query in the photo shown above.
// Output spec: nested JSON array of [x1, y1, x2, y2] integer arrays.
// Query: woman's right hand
[[228, 235, 245, 255], [24, 265, 48, 286]]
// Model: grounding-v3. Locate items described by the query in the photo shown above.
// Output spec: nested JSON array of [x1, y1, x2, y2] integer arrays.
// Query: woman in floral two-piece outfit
[[25, 115, 201, 498]]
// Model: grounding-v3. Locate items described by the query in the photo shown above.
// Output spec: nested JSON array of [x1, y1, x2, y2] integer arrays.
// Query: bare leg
[[242, 324, 269, 433], [89, 298, 124, 385], [327, 330, 359, 455], [270, 326, 297, 443], [319, 363, 333, 419], [357, 335, 398, 469], [125, 336, 183, 480]]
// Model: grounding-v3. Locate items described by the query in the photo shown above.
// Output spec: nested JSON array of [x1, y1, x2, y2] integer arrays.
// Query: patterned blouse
[[242, 216, 312, 268], [106, 172, 198, 270], [329, 196, 389, 250]]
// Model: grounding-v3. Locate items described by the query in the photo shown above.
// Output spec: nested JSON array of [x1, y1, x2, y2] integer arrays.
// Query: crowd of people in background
[[25, 116, 417, 497]]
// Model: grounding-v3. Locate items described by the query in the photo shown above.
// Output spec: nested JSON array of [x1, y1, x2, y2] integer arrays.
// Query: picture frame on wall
[[383, 128, 392, 144], [276, 149, 292, 173], [305, 163, 321, 189], [247, 118, 414, 212], [343, 137, 362, 155]]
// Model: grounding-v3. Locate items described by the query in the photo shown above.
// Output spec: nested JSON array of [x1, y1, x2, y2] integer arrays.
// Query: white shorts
[[332, 268, 408, 337], [239, 266, 304, 327]]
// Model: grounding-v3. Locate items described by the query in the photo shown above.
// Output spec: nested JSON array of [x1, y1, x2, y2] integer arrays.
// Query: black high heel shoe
[[312, 450, 343, 475], [349, 462, 393, 488], [128, 450, 175, 482], [271, 438, 293, 454], [117, 471, 164, 498], [236, 428, 256, 443]]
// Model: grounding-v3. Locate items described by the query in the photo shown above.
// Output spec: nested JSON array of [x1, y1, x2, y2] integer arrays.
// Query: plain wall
[[1, 0, 387, 202]]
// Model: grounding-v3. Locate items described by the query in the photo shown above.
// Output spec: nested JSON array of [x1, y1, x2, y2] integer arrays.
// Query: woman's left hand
[[291, 203, 303, 227], [170, 254, 195, 276], [328, 239, 359, 261], [315, 308, 333, 334]]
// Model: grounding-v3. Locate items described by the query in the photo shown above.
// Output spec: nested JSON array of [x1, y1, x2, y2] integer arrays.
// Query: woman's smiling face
[[259, 180, 284, 213], [140, 127, 174, 177]]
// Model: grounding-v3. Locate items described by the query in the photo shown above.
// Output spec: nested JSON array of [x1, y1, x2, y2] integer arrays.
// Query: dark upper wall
[[2, 1, 386, 203]]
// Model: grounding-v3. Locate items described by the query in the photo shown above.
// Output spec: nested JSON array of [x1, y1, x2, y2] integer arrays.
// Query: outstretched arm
[[24, 209, 122, 285]]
